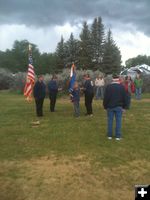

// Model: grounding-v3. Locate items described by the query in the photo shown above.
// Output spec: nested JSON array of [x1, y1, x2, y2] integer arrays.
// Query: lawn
[[0, 91, 150, 200]]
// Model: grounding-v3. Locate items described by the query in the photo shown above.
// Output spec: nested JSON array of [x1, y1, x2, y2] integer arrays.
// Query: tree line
[[0, 16, 140, 75], [125, 55, 150, 68]]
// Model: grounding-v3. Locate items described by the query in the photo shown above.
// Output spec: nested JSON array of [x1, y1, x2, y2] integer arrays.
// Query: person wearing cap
[[48, 74, 58, 112], [95, 75, 105, 100], [103, 74, 128, 140], [33, 75, 46, 117]]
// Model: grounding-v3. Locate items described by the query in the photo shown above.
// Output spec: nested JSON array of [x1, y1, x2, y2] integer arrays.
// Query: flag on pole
[[24, 44, 35, 101], [68, 63, 76, 93]]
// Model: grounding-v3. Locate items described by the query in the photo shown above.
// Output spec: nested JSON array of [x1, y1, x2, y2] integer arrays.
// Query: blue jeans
[[96, 86, 104, 99], [95, 86, 100, 99], [135, 88, 142, 100], [107, 107, 123, 138]]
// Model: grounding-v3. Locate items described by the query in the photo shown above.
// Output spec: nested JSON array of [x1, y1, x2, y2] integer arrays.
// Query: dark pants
[[49, 92, 57, 112], [126, 93, 131, 109], [107, 107, 123, 138], [35, 98, 44, 117], [73, 101, 80, 117], [85, 93, 94, 115]]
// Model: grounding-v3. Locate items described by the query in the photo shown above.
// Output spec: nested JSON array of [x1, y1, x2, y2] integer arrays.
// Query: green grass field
[[0, 91, 150, 200]]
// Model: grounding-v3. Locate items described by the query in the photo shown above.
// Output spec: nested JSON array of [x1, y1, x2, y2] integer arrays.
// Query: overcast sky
[[0, 0, 150, 64]]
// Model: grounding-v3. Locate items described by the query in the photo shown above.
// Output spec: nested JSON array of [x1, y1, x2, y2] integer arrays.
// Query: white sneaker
[[108, 137, 112, 140], [116, 138, 121, 141]]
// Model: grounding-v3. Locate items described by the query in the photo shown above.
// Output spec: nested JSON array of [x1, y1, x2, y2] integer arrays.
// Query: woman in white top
[[95, 75, 105, 100]]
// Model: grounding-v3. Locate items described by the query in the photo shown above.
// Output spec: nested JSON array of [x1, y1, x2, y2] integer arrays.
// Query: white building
[[120, 64, 150, 79]]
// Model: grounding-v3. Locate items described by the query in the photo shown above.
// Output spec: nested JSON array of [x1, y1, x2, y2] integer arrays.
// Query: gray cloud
[[0, 0, 150, 35]]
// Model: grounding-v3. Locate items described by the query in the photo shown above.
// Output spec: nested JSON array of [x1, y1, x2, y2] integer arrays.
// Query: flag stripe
[[24, 47, 35, 101]]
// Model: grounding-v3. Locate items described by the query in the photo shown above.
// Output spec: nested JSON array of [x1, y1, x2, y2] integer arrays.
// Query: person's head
[[136, 73, 140, 79], [127, 75, 132, 81], [119, 75, 125, 83], [52, 74, 57, 80], [83, 74, 86, 79], [73, 81, 79, 89], [84, 74, 90, 80], [112, 74, 119, 82], [38, 75, 44, 82], [99, 74, 104, 79], [125, 76, 128, 81]]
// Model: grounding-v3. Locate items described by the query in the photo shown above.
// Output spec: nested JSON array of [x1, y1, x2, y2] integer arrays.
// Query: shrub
[[0, 68, 14, 90], [142, 74, 150, 93], [11, 72, 26, 94]]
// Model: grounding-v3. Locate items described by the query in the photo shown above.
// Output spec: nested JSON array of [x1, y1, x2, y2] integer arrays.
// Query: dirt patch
[[132, 98, 150, 102], [0, 156, 149, 200]]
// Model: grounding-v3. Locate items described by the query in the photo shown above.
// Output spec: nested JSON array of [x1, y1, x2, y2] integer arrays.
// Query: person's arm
[[48, 81, 51, 92], [33, 82, 38, 98], [83, 81, 87, 92], [103, 86, 109, 109], [95, 79, 98, 86]]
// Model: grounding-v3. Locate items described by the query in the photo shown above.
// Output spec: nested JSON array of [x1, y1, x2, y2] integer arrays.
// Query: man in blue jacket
[[48, 75, 58, 112], [103, 74, 127, 140], [33, 75, 46, 117], [83, 74, 94, 116]]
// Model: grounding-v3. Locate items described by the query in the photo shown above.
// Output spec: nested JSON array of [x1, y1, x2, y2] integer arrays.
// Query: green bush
[[0, 68, 14, 90], [142, 74, 150, 92]]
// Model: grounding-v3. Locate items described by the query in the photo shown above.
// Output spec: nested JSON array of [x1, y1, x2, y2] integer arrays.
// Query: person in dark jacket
[[103, 74, 127, 140], [33, 75, 46, 117], [83, 74, 94, 116], [48, 75, 58, 112]]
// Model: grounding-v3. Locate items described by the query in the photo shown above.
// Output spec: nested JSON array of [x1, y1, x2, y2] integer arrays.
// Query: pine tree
[[56, 36, 65, 70], [65, 33, 80, 65], [90, 17, 105, 70], [102, 29, 121, 75], [79, 21, 91, 69]]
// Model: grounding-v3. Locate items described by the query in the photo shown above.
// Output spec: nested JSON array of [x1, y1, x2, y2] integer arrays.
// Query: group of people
[[33, 75, 58, 117], [33, 72, 143, 141], [119, 73, 143, 109]]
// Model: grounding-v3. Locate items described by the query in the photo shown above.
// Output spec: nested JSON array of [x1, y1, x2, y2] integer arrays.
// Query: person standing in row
[[33, 75, 46, 117], [134, 73, 143, 100], [124, 75, 135, 109], [84, 74, 94, 116], [103, 74, 128, 140], [95, 75, 105, 100], [48, 75, 58, 112], [70, 81, 80, 118]]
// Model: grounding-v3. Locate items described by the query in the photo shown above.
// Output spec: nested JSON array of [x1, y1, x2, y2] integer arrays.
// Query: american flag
[[24, 45, 35, 101]]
